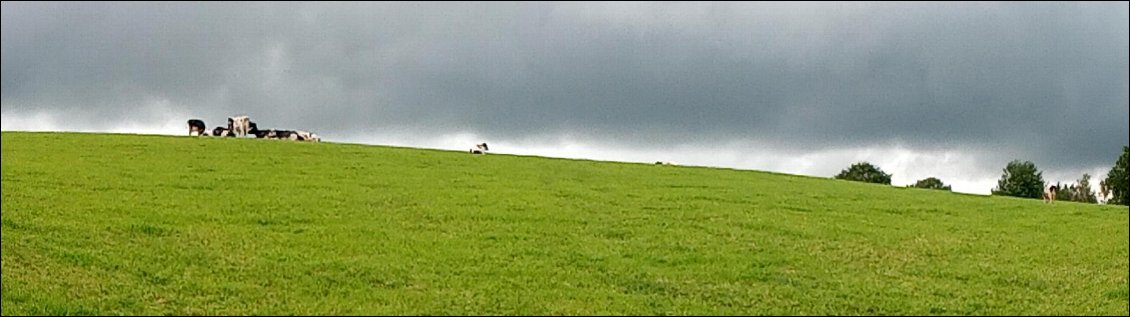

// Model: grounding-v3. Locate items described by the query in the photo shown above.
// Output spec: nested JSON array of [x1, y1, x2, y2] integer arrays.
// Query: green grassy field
[[1, 132, 1127, 315]]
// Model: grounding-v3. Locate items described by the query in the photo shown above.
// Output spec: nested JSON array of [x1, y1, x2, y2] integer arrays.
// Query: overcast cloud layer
[[3, 2, 1127, 195]]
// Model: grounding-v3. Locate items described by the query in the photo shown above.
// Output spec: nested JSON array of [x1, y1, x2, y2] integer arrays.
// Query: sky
[[3, 2, 1127, 195]]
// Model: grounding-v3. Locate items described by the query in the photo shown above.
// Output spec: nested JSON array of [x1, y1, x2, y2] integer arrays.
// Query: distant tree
[[992, 160, 1045, 199], [1052, 174, 1098, 204], [1054, 182, 1074, 202], [1104, 146, 1129, 206], [835, 162, 892, 185], [1072, 174, 1098, 204], [911, 177, 951, 191]]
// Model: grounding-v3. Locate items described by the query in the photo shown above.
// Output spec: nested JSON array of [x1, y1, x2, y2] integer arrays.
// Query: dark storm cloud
[[3, 1, 1127, 170]]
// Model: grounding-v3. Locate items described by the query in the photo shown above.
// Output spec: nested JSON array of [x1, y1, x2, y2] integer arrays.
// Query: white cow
[[228, 115, 251, 137], [470, 143, 489, 154]]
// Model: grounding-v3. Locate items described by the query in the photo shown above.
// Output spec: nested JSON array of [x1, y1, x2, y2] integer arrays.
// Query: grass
[[1, 131, 1127, 315]]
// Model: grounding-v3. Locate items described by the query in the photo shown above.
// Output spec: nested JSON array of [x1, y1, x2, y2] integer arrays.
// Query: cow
[[470, 143, 489, 154], [228, 115, 251, 137], [655, 161, 678, 166], [277, 130, 302, 141], [1098, 180, 1107, 201], [212, 126, 235, 137], [1043, 184, 1058, 204], [187, 119, 206, 136], [262, 129, 303, 141], [251, 126, 272, 139], [295, 130, 320, 142]]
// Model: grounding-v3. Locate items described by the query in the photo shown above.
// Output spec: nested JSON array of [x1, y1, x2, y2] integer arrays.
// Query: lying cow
[[255, 129, 318, 142], [470, 143, 489, 154], [251, 126, 272, 139], [260, 129, 303, 141], [295, 130, 320, 142], [187, 119, 206, 136], [212, 126, 235, 137]]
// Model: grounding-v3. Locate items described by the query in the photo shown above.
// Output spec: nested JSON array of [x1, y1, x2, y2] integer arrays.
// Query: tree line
[[833, 146, 1129, 206]]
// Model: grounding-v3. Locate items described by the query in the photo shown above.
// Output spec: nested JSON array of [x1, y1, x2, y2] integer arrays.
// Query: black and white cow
[[228, 115, 251, 137], [273, 130, 303, 141], [187, 119, 206, 136], [256, 129, 296, 140], [470, 143, 489, 154], [212, 126, 235, 137], [1043, 184, 1058, 204], [294, 130, 320, 142], [251, 125, 272, 139]]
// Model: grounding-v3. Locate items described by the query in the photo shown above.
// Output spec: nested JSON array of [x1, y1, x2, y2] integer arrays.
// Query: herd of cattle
[[182, 117, 678, 162], [181, 116, 680, 163], [186, 115, 320, 142], [186, 116, 498, 155]]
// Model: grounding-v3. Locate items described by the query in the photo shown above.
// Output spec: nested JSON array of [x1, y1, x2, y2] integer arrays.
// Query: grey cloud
[[3, 1, 1127, 171]]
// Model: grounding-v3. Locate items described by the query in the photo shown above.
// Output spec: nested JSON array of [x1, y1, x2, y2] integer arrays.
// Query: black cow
[[187, 119, 206, 136]]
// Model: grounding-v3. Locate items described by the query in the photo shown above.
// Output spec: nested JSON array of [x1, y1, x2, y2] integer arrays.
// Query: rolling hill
[[2, 132, 1126, 315]]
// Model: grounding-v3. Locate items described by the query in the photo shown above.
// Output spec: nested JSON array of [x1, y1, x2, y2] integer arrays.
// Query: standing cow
[[187, 119, 206, 136], [1043, 184, 1058, 204], [228, 115, 251, 137]]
